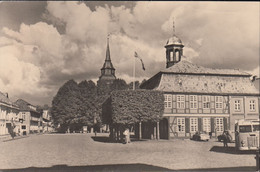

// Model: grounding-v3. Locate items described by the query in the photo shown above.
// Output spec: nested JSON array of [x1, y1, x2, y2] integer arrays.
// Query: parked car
[[192, 131, 210, 141], [217, 130, 233, 143]]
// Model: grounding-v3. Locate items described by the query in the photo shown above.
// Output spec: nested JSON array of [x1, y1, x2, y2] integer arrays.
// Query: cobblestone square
[[0, 134, 256, 171]]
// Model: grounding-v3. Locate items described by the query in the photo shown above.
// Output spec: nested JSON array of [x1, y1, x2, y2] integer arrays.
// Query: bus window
[[239, 125, 252, 132], [253, 125, 260, 131]]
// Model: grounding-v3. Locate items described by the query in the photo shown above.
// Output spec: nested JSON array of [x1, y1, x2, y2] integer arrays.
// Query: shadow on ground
[[2, 136, 29, 142], [91, 136, 112, 143], [0, 164, 256, 172], [91, 136, 148, 143], [210, 146, 257, 155]]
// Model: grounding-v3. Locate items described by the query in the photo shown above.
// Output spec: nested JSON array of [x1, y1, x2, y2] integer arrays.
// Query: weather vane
[[172, 17, 175, 36], [107, 33, 111, 41]]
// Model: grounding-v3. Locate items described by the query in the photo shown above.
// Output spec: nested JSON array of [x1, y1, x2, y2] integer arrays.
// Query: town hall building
[[140, 27, 259, 139]]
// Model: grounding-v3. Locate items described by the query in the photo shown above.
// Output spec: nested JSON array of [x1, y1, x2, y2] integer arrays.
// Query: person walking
[[223, 131, 228, 147], [123, 128, 130, 144]]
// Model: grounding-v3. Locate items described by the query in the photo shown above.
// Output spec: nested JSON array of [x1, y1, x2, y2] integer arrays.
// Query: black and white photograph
[[0, 1, 259, 171]]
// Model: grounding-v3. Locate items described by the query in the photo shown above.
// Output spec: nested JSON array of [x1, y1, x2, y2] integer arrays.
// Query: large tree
[[51, 79, 81, 132], [77, 80, 98, 127], [51, 78, 132, 132]]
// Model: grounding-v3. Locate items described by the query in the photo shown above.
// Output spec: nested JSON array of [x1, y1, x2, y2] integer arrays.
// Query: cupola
[[165, 20, 184, 68]]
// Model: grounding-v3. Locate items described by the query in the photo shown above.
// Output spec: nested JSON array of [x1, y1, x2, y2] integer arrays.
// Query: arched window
[[175, 50, 180, 61], [170, 51, 174, 61]]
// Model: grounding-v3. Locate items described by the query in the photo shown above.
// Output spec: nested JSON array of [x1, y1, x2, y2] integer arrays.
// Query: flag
[[134, 52, 145, 70]]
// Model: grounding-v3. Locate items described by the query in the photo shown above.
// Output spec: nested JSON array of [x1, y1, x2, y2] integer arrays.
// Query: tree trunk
[[157, 121, 159, 140], [139, 122, 142, 140], [120, 125, 124, 142], [109, 125, 114, 141], [154, 125, 156, 140]]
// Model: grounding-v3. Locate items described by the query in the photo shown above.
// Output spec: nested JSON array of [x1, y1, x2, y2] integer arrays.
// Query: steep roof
[[0, 91, 19, 108], [0, 91, 13, 105], [156, 73, 259, 95], [140, 60, 259, 95], [15, 99, 38, 112], [161, 60, 251, 76], [101, 38, 115, 70]]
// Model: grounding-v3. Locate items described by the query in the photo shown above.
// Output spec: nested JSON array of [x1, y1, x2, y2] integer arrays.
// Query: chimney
[[5, 93, 8, 98]]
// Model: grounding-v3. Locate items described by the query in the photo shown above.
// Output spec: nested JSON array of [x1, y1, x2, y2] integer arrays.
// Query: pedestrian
[[123, 128, 130, 144], [209, 132, 212, 139], [223, 131, 228, 147]]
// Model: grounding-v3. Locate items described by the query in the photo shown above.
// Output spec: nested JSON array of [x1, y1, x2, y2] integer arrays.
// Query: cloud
[[0, 1, 258, 105], [0, 40, 50, 105], [46, 2, 110, 44]]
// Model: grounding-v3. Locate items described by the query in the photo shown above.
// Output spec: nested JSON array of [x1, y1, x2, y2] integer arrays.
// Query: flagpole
[[133, 53, 135, 90]]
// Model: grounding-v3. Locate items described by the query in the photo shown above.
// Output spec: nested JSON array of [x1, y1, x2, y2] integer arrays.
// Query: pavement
[[0, 133, 257, 171]]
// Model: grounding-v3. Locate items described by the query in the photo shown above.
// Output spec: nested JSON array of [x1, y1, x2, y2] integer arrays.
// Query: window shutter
[[185, 118, 190, 133], [211, 117, 215, 132], [223, 117, 227, 131], [198, 118, 202, 131]]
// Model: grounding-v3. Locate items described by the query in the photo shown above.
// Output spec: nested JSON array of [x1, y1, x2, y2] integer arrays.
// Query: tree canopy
[[51, 79, 81, 131], [51, 78, 147, 132], [102, 90, 164, 125], [77, 80, 98, 126]]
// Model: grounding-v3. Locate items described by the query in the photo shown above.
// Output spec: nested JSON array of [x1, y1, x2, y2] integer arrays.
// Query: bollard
[[256, 149, 260, 171]]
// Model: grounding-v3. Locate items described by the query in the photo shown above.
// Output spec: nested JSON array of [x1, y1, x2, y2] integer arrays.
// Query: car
[[217, 130, 233, 143], [192, 131, 210, 141]]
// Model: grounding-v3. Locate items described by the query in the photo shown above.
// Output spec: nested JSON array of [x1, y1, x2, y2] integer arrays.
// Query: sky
[[0, 1, 259, 106]]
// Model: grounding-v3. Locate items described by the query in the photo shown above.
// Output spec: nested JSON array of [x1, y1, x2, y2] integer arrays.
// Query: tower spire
[[97, 34, 116, 95], [106, 33, 111, 61], [99, 34, 116, 80]]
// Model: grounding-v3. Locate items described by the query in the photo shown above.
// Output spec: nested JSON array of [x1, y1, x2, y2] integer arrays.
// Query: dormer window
[[178, 79, 182, 86]]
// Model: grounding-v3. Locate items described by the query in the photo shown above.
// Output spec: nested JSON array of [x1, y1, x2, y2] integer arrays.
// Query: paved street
[[0, 133, 256, 171]]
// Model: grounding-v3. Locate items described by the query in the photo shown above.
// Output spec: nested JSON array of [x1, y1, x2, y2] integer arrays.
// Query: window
[[234, 100, 241, 111], [215, 118, 223, 132], [239, 125, 252, 132], [203, 118, 211, 132], [177, 118, 185, 132], [177, 95, 185, 109], [202, 96, 210, 109], [190, 95, 197, 109], [190, 118, 198, 132], [164, 94, 172, 108], [175, 50, 180, 61], [253, 125, 260, 131], [249, 100, 256, 111], [215, 96, 223, 109], [170, 51, 174, 61]]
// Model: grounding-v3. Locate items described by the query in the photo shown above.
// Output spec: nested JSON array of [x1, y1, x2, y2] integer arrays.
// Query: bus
[[235, 119, 260, 151]]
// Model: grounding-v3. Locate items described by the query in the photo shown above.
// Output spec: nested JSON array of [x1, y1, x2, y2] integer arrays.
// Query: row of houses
[[0, 92, 52, 137]]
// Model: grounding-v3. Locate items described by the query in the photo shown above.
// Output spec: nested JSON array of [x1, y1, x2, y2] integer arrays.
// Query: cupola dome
[[165, 35, 182, 47]]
